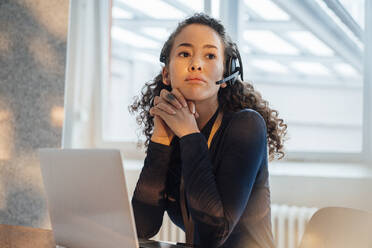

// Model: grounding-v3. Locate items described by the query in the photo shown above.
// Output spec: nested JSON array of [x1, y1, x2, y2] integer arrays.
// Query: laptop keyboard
[[139, 239, 188, 247]]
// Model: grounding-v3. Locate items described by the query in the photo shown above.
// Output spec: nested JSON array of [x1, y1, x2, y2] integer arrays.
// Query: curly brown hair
[[129, 13, 287, 161]]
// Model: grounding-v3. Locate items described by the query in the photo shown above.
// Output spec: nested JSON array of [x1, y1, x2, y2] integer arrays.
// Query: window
[[103, 0, 369, 163], [239, 0, 365, 161]]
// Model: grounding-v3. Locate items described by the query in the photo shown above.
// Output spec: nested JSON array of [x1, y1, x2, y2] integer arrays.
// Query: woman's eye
[[179, 52, 190, 57], [207, 54, 216, 59]]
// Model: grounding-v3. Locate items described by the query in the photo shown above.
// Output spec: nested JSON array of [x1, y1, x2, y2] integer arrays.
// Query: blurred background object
[[0, 0, 69, 229]]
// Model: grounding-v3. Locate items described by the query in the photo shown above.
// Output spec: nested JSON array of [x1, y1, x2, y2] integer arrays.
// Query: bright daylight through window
[[106, 0, 365, 161]]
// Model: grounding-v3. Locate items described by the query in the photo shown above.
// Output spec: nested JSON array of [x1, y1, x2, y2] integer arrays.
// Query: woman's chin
[[179, 88, 209, 101]]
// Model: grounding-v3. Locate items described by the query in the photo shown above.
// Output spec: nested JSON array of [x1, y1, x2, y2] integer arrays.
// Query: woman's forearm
[[131, 141, 173, 238]]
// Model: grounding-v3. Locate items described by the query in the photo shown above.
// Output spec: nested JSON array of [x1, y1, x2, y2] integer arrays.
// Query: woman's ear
[[220, 82, 227, 88], [162, 67, 170, 86]]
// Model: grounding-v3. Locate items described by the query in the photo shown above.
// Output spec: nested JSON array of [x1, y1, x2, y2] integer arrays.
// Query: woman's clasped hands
[[150, 88, 200, 142]]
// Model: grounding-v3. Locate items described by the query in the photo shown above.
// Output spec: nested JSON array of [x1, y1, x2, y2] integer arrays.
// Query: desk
[[0, 224, 55, 248], [0, 224, 190, 248]]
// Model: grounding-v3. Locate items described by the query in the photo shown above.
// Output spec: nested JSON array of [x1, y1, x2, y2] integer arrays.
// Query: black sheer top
[[132, 109, 275, 248]]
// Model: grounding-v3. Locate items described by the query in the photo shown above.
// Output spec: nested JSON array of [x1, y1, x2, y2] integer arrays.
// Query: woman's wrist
[[151, 134, 174, 146], [178, 129, 200, 139]]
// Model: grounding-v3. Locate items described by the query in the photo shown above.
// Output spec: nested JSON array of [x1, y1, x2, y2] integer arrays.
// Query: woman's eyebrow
[[177, 43, 193, 48], [203, 44, 218, 49], [176, 43, 218, 49]]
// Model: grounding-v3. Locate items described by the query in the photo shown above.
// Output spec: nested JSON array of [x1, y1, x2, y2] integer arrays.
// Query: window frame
[[92, 0, 372, 165]]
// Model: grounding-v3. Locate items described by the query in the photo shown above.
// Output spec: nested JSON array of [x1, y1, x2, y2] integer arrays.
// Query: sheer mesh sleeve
[[131, 141, 173, 238], [179, 109, 267, 247]]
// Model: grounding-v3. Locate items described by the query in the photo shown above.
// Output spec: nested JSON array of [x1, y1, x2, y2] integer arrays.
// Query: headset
[[216, 45, 244, 85], [160, 43, 244, 86]]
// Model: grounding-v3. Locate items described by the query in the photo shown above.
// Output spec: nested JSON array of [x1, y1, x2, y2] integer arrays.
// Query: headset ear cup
[[231, 57, 237, 73], [226, 56, 233, 84], [230, 57, 238, 84], [223, 54, 241, 85], [226, 56, 231, 76]]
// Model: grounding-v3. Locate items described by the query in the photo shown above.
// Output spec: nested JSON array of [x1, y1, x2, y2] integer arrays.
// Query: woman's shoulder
[[232, 108, 262, 117], [219, 108, 267, 149], [226, 108, 266, 129], [219, 108, 267, 143]]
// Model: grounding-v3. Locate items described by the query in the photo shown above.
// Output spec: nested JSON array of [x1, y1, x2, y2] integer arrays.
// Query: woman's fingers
[[154, 95, 178, 115], [160, 88, 188, 109], [187, 101, 199, 118], [187, 101, 195, 114], [150, 106, 166, 117], [155, 102, 177, 115], [170, 88, 187, 108], [154, 95, 160, 105], [157, 89, 198, 117], [151, 97, 177, 115], [160, 89, 183, 109]]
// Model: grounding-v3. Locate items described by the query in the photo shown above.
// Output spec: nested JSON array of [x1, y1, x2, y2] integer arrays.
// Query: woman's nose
[[188, 59, 202, 72]]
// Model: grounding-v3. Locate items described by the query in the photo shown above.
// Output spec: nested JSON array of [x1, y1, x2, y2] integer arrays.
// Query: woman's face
[[162, 24, 226, 102]]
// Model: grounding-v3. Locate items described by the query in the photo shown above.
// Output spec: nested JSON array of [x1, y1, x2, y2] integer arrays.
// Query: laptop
[[39, 149, 183, 248]]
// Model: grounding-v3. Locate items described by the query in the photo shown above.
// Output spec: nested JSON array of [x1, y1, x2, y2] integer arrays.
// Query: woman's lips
[[186, 78, 206, 84]]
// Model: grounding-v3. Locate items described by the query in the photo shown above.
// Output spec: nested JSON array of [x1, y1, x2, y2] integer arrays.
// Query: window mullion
[[362, 0, 372, 164]]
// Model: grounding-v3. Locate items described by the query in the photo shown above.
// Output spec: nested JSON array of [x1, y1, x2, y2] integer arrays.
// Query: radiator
[[153, 212, 186, 243], [271, 204, 318, 248], [153, 204, 318, 248]]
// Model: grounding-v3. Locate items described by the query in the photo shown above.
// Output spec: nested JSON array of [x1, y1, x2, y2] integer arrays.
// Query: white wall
[[123, 160, 372, 212]]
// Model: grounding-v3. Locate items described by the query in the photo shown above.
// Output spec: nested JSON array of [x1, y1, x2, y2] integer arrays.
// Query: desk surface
[[0, 224, 190, 248], [0, 224, 55, 248]]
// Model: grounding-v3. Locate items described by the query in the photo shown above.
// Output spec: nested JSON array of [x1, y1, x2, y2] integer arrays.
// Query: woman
[[130, 13, 287, 248]]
